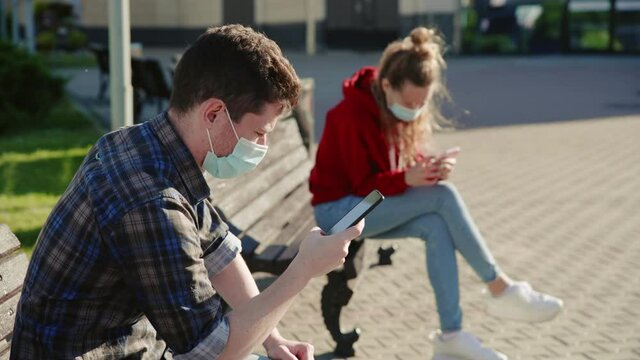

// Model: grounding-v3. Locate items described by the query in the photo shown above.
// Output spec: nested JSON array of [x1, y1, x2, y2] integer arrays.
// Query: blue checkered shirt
[[11, 112, 241, 359]]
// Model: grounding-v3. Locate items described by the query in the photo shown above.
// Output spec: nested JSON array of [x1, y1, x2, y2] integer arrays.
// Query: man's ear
[[199, 98, 225, 125], [381, 78, 391, 93]]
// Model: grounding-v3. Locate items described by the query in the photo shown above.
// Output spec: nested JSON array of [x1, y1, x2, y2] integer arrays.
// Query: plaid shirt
[[11, 112, 241, 359]]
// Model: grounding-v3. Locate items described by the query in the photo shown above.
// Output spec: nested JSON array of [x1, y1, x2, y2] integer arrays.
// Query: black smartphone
[[327, 190, 385, 235]]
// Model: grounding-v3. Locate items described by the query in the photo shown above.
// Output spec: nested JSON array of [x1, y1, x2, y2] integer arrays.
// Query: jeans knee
[[432, 182, 462, 207]]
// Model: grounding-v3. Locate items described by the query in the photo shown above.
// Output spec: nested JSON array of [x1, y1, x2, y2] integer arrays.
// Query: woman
[[309, 27, 563, 360]]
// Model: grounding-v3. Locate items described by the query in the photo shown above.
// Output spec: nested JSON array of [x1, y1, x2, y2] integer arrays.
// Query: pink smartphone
[[437, 146, 461, 159]]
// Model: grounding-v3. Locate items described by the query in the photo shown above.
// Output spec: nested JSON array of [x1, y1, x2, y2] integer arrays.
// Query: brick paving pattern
[[259, 115, 640, 359]]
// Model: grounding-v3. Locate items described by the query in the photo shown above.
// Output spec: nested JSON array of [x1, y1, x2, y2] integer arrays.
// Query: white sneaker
[[485, 281, 563, 322], [431, 330, 508, 360]]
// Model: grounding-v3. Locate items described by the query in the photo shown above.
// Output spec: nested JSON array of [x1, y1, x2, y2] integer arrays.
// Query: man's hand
[[291, 221, 364, 279], [264, 334, 314, 360]]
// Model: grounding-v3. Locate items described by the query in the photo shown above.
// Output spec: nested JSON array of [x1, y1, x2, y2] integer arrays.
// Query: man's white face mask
[[202, 107, 268, 178]]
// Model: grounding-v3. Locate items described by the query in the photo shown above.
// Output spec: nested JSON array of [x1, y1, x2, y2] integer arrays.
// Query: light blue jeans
[[314, 183, 500, 332]]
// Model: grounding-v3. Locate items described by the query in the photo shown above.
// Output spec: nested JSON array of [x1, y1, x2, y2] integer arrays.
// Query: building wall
[[399, 0, 458, 15], [80, 0, 328, 28], [80, 0, 223, 46], [80, 0, 222, 28], [399, 0, 458, 47], [255, 0, 325, 25], [254, 0, 326, 49], [74, 0, 456, 49]]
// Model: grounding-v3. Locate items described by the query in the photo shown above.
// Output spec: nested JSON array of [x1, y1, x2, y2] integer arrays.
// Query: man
[[11, 24, 362, 359]]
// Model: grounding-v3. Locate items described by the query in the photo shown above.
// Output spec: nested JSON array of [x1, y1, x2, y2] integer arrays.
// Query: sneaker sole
[[486, 304, 563, 323]]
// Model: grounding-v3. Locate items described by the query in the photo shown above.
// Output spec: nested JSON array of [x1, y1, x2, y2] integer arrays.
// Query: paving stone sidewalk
[[260, 115, 640, 359]]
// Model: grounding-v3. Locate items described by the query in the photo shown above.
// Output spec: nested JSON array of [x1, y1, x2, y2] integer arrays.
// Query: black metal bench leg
[[377, 244, 398, 266], [321, 239, 366, 357], [321, 270, 360, 357]]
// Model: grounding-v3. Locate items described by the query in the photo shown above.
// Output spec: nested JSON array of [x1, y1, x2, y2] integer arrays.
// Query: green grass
[[0, 101, 102, 256], [44, 51, 97, 69]]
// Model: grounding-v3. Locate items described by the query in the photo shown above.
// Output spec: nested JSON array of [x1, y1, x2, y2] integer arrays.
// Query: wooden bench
[[207, 78, 395, 357], [0, 224, 30, 359]]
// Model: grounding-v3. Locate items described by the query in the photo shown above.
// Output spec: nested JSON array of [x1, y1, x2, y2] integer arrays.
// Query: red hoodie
[[309, 66, 409, 205]]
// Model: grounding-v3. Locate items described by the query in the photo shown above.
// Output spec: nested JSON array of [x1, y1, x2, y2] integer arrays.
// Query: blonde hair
[[373, 27, 451, 167]]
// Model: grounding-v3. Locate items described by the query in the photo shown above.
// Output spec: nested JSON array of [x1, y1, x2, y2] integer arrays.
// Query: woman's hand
[[405, 155, 457, 186], [405, 158, 441, 187], [437, 157, 457, 181]]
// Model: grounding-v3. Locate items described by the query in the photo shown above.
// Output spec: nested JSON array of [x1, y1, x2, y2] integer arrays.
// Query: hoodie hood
[[342, 66, 381, 118]]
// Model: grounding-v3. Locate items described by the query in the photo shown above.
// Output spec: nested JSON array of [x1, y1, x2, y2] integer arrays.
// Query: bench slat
[[0, 225, 27, 359], [0, 226, 20, 260], [276, 215, 314, 263], [255, 204, 315, 264], [0, 253, 28, 305], [0, 292, 19, 343], [216, 146, 309, 218], [276, 205, 316, 262], [209, 119, 304, 196], [229, 159, 313, 231], [245, 183, 312, 254], [0, 337, 10, 360]]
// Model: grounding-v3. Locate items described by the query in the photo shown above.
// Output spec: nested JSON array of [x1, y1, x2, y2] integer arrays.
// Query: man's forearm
[[210, 254, 284, 348], [217, 258, 309, 359], [211, 223, 360, 359], [211, 254, 260, 307]]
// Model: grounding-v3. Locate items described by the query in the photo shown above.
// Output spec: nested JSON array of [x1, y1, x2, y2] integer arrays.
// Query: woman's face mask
[[202, 107, 268, 179], [382, 79, 429, 122], [388, 102, 424, 122]]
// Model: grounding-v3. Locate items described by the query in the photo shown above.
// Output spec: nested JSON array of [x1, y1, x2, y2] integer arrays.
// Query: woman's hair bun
[[409, 27, 432, 47]]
